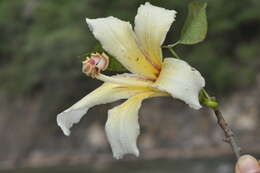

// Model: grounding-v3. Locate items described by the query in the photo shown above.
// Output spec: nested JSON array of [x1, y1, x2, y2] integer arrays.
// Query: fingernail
[[238, 155, 260, 173]]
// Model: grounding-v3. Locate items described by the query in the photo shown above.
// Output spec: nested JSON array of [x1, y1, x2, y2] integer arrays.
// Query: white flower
[[57, 2, 205, 159]]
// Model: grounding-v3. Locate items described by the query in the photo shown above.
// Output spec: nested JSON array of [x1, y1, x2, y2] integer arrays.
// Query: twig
[[200, 89, 241, 159], [168, 47, 181, 59], [162, 44, 181, 59], [162, 41, 179, 48], [161, 47, 242, 159], [213, 108, 241, 159]]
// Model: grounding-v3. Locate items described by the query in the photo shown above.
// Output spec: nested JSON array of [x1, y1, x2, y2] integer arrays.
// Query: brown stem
[[213, 109, 241, 159]]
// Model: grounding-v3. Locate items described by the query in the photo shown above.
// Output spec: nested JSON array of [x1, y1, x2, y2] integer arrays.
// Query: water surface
[[0, 156, 242, 173]]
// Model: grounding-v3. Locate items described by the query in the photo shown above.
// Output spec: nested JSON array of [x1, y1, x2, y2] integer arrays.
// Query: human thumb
[[236, 155, 260, 173]]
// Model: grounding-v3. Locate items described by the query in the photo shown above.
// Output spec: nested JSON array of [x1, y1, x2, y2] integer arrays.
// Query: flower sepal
[[199, 89, 219, 109]]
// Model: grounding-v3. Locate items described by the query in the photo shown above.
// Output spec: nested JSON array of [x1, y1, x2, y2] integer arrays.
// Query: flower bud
[[82, 52, 109, 77]]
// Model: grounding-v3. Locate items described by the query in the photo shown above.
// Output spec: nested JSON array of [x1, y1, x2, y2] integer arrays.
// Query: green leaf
[[78, 44, 104, 61], [179, 1, 208, 45], [79, 44, 127, 72], [106, 56, 127, 72]]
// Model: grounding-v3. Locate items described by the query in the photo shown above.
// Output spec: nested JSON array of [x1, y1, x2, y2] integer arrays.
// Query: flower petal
[[96, 73, 154, 87], [57, 82, 152, 136], [86, 17, 159, 78], [105, 92, 156, 159], [153, 58, 205, 109], [134, 2, 177, 68]]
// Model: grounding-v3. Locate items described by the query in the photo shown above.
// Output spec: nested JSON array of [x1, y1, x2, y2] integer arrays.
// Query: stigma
[[82, 52, 109, 77]]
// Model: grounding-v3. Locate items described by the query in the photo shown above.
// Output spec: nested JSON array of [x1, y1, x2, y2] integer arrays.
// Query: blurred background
[[0, 0, 260, 172]]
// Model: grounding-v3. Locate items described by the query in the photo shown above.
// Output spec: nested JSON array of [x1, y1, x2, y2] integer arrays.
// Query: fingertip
[[237, 155, 260, 173]]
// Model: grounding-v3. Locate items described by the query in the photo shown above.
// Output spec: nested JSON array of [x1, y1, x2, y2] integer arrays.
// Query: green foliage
[[0, 0, 90, 95], [106, 56, 128, 72], [0, 0, 260, 99], [179, 1, 207, 44]]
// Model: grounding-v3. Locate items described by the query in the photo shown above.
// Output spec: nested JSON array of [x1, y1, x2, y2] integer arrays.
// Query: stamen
[[82, 52, 109, 78], [96, 73, 153, 87], [82, 52, 154, 88]]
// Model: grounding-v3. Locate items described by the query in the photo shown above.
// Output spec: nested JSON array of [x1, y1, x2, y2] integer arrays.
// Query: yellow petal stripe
[[86, 17, 159, 79], [96, 73, 154, 88], [57, 82, 153, 136], [135, 2, 176, 69], [105, 91, 157, 159]]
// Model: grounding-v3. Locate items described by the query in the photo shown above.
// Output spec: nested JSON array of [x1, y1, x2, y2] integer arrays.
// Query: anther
[[82, 52, 109, 77]]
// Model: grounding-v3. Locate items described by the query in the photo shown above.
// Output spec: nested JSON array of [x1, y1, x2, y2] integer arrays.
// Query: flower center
[[82, 52, 154, 88], [82, 52, 109, 77]]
